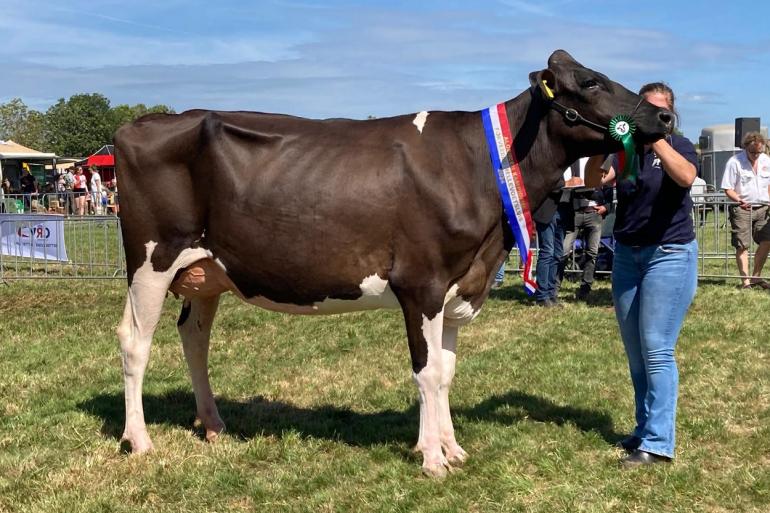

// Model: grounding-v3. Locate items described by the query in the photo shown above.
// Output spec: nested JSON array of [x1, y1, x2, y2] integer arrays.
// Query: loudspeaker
[[735, 117, 760, 147]]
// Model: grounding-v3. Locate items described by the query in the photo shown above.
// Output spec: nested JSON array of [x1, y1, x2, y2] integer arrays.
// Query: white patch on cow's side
[[311, 273, 399, 314], [413, 111, 429, 134], [240, 272, 400, 315], [443, 284, 479, 327], [359, 273, 388, 296]]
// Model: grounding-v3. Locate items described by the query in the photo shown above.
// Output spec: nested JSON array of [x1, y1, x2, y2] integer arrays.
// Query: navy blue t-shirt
[[613, 134, 697, 246]]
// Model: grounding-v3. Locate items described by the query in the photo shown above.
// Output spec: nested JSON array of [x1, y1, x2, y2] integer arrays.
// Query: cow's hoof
[[121, 431, 154, 454], [446, 448, 468, 467], [422, 462, 451, 479], [195, 416, 225, 443], [205, 424, 225, 443]]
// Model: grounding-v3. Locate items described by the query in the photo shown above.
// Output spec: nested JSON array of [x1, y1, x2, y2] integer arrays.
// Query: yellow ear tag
[[542, 80, 555, 99]]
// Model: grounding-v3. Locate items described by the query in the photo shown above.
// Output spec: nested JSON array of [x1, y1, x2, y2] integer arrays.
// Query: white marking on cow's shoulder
[[413, 111, 429, 134], [443, 284, 479, 327]]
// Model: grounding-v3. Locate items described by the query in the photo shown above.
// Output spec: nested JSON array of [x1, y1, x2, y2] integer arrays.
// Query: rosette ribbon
[[609, 114, 638, 182]]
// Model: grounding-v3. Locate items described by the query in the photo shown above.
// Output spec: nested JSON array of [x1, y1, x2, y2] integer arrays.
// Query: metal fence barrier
[[0, 193, 765, 283], [0, 215, 125, 280], [1, 191, 119, 216]]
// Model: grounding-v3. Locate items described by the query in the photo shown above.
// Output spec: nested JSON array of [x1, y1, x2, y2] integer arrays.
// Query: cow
[[114, 50, 673, 477]]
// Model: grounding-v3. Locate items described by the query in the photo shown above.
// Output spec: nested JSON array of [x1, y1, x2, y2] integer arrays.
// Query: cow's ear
[[529, 69, 557, 100]]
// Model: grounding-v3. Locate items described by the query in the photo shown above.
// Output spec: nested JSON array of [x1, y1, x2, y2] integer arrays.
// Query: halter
[[535, 82, 646, 135]]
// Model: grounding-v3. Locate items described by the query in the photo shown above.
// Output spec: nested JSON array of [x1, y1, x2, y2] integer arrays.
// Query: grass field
[[1, 277, 769, 512]]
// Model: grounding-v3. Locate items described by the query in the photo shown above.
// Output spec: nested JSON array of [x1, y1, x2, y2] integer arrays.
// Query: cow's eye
[[581, 79, 599, 89]]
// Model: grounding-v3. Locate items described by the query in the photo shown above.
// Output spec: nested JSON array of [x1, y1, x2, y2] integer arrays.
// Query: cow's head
[[529, 50, 673, 154]]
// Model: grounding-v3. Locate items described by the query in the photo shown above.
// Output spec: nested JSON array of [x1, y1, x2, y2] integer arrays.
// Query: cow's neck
[[498, 89, 576, 211]]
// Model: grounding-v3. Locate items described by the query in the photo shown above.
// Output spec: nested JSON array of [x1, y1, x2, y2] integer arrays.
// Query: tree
[[2, 94, 175, 156], [44, 93, 115, 157], [110, 103, 174, 134], [14, 110, 47, 150]]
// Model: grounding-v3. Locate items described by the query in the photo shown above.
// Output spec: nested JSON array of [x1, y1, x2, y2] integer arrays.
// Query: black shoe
[[620, 449, 671, 468], [616, 435, 641, 453], [575, 284, 591, 301], [535, 299, 555, 308]]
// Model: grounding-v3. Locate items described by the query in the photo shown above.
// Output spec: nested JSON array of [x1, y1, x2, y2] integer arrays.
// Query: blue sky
[[2, 0, 769, 140]]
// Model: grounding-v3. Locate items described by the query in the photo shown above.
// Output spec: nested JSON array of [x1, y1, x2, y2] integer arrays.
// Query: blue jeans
[[495, 258, 506, 283], [534, 208, 564, 302], [612, 240, 698, 458]]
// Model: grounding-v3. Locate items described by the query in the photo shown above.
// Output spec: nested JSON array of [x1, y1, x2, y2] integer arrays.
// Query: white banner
[[0, 214, 69, 262]]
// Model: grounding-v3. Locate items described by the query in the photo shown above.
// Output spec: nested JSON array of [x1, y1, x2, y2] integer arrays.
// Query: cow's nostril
[[659, 111, 673, 125]]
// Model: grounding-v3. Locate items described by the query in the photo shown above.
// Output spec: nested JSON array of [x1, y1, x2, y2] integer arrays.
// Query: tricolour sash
[[481, 103, 537, 295]]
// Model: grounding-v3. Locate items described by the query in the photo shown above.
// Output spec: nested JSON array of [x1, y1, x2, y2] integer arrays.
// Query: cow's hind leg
[[177, 295, 225, 442], [117, 284, 170, 454], [438, 324, 467, 467]]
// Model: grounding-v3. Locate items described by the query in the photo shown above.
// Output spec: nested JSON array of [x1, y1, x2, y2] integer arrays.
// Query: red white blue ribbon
[[482, 103, 537, 295]]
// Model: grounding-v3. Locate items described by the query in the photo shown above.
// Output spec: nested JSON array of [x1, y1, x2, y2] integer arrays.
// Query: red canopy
[[79, 145, 114, 168], [87, 154, 114, 167]]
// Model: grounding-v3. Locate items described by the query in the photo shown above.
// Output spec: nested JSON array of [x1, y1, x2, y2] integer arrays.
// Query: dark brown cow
[[115, 50, 672, 477]]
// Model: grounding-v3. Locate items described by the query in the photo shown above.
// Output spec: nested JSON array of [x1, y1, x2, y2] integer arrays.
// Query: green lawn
[[0, 278, 768, 512]]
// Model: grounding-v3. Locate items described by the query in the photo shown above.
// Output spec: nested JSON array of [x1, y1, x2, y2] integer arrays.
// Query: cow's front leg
[[438, 324, 467, 467], [178, 295, 225, 442], [401, 299, 450, 478]]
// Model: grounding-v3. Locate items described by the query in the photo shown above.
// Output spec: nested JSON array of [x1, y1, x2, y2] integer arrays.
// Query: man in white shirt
[[721, 132, 770, 288], [559, 157, 612, 300], [90, 166, 102, 214]]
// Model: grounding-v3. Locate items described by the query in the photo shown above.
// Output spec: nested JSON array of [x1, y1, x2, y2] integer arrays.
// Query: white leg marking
[[413, 311, 451, 477], [119, 241, 214, 453], [412, 111, 429, 134], [179, 296, 225, 442], [438, 324, 467, 466], [118, 290, 158, 454]]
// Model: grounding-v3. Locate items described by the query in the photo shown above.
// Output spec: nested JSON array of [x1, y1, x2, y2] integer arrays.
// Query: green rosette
[[609, 114, 638, 182]]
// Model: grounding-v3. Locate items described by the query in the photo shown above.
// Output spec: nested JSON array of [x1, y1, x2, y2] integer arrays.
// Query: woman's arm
[[651, 138, 697, 187]]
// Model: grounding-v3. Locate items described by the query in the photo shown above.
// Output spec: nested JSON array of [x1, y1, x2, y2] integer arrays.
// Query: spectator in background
[[532, 182, 570, 307], [19, 165, 38, 212], [89, 166, 102, 214], [560, 184, 612, 300], [720, 132, 770, 289], [0, 176, 9, 213], [63, 167, 75, 214], [72, 166, 88, 216]]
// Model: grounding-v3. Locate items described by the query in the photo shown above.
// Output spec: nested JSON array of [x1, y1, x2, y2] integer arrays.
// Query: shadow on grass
[[458, 390, 624, 443], [78, 388, 623, 452], [489, 282, 615, 308]]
